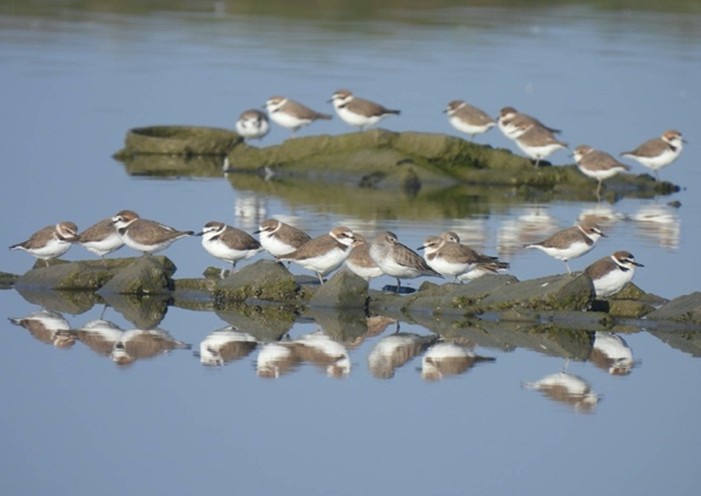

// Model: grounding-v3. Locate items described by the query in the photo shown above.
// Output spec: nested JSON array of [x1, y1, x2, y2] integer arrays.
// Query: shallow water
[[2, 2, 701, 495]]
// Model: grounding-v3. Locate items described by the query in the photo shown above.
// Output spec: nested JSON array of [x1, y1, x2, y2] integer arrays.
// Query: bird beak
[[195, 231, 205, 237], [633, 261, 644, 267], [416, 245, 425, 251]]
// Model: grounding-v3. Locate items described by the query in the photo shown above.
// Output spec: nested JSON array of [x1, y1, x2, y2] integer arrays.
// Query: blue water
[[1, 3, 700, 495]]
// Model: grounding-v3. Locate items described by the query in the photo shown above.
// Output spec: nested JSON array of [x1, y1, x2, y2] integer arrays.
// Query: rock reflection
[[8, 309, 76, 348], [367, 332, 439, 379], [198, 327, 258, 366], [631, 203, 681, 250], [421, 342, 495, 381], [523, 371, 600, 413], [589, 332, 635, 375], [76, 320, 191, 366]]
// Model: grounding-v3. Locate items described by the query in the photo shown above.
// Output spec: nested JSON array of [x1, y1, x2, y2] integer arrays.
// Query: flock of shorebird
[[234, 90, 686, 192], [10, 209, 642, 300], [11, 89, 683, 300]]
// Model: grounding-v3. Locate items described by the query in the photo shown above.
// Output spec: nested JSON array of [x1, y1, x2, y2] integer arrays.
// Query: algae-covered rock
[[646, 292, 701, 323], [309, 269, 368, 309], [214, 259, 298, 303], [477, 274, 594, 312], [115, 125, 241, 157], [15, 259, 127, 291], [97, 256, 177, 295]]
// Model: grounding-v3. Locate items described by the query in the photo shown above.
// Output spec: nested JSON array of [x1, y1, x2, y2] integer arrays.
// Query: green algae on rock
[[114, 125, 241, 158], [97, 256, 177, 295], [213, 259, 299, 304]]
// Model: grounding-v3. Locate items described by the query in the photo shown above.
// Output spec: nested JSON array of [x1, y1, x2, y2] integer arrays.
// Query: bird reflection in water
[[76, 320, 191, 366], [498, 206, 558, 258], [367, 332, 439, 379], [292, 331, 351, 378], [421, 342, 495, 381], [197, 327, 258, 366], [523, 371, 600, 414], [8, 309, 76, 348], [256, 342, 299, 379], [256, 331, 351, 378], [578, 204, 625, 230], [588, 332, 636, 376], [631, 203, 681, 250]]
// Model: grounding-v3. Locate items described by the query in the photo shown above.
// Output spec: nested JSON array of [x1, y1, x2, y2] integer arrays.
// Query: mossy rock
[[115, 125, 241, 157], [15, 259, 128, 291], [646, 291, 701, 323], [97, 256, 177, 295], [214, 259, 299, 303], [309, 268, 369, 309], [475, 273, 594, 312]]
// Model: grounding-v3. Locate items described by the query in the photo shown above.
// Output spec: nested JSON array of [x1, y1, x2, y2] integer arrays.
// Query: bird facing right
[[277, 226, 356, 284], [573, 145, 631, 197], [368, 231, 441, 291], [584, 250, 644, 299], [620, 129, 685, 179], [525, 222, 606, 274]]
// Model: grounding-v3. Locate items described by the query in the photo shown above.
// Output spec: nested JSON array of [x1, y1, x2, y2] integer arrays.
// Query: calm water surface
[[1, 2, 701, 495]]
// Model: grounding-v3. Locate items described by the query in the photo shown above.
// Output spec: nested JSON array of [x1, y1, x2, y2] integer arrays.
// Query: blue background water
[[1, 2, 700, 495]]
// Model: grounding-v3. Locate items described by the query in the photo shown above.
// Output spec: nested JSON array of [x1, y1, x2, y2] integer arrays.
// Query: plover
[[235, 109, 270, 141], [329, 89, 400, 131], [621, 129, 685, 179], [78, 217, 124, 262], [345, 233, 384, 281], [197, 221, 262, 272], [10, 221, 79, 266], [584, 250, 643, 299], [265, 95, 332, 136], [111, 210, 193, 256], [255, 218, 312, 257], [525, 222, 605, 274], [514, 123, 568, 167], [444, 100, 495, 140], [278, 226, 356, 284], [497, 106, 560, 140], [573, 145, 631, 197], [368, 231, 441, 291]]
